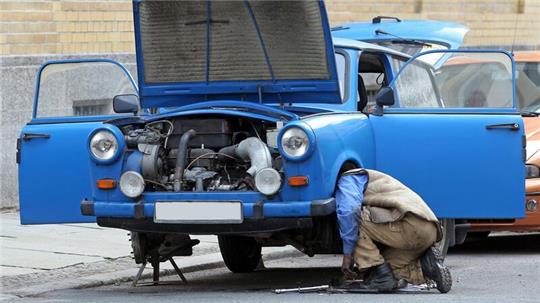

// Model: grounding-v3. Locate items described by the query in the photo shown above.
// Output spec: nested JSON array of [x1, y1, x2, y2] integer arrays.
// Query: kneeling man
[[336, 168, 452, 293]]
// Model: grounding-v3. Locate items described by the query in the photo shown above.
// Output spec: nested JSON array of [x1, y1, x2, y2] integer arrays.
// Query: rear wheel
[[218, 235, 262, 273], [435, 219, 452, 258]]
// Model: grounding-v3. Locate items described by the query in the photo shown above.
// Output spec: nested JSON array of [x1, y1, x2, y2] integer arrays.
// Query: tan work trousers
[[353, 211, 438, 284]]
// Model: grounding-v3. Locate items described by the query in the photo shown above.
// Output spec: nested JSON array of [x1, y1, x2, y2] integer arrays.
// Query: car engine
[[121, 116, 282, 193]]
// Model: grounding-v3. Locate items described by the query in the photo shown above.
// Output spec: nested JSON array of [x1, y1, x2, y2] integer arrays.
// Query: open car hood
[[133, 0, 341, 108], [331, 18, 468, 56]]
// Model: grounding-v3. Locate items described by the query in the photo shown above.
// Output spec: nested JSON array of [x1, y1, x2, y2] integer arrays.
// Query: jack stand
[[132, 258, 188, 287]]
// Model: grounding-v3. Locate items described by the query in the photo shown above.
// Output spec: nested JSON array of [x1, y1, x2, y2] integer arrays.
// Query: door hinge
[[16, 138, 21, 164]]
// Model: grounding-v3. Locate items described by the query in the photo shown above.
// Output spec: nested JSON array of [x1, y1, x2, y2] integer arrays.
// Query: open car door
[[18, 60, 137, 224], [370, 50, 525, 219]]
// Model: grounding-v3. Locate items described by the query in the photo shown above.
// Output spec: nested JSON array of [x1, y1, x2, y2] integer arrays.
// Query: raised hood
[[133, 0, 341, 108], [331, 17, 468, 55]]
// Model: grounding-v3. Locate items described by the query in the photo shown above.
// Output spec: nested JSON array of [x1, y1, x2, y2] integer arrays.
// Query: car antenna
[[375, 29, 432, 47], [510, 9, 520, 55]]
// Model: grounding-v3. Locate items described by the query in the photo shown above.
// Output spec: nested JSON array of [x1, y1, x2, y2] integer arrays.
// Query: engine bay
[[120, 115, 282, 193]]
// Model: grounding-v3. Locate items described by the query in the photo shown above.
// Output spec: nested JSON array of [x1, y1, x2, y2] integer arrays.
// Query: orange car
[[467, 52, 540, 236]]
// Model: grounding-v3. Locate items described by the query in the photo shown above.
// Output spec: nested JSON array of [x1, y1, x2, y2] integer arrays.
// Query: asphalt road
[[9, 233, 540, 303]]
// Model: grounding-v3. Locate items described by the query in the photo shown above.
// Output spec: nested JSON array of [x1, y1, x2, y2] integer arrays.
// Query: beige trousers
[[353, 211, 438, 284]]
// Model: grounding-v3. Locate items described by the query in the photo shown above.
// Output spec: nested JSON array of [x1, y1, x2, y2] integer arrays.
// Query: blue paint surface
[[132, 0, 343, 108], [331, 19, 468, 50], [18, 10, 525, 226]]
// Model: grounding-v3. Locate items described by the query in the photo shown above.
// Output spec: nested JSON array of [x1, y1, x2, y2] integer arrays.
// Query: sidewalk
[[0, 211, 299, 299]]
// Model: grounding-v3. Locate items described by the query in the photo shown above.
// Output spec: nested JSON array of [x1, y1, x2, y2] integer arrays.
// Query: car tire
[[435, 219, 452, 258], [218, 235, 262, 273]]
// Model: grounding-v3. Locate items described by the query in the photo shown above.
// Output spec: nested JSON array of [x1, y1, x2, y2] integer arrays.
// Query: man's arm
[[335, 173, 368, 255]]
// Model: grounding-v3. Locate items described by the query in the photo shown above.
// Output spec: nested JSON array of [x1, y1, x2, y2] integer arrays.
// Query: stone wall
[[1, 0, 540, 56], [1, 0, 540, 208]]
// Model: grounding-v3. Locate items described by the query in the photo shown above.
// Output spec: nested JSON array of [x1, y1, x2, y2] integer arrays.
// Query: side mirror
[[113, 94, 140, 114], [373, 86, 395, 116]]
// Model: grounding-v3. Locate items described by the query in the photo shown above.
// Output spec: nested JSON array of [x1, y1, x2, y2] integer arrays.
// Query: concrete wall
[[1, 0, 540, 209], [0, 54, 136, 209]]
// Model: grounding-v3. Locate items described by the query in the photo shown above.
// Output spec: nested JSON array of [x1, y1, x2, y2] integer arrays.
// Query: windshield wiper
[[375, 29, 432, 47]]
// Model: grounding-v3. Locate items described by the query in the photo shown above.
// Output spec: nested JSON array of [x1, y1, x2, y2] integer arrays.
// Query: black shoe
[[361, 263, 398, 292], [421, 246, 452, 293]]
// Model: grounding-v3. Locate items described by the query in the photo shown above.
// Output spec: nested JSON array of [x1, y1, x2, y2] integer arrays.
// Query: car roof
[[332, 19, 468, 50], [513, 51, 540, 63], [333, 37, 411, 59]]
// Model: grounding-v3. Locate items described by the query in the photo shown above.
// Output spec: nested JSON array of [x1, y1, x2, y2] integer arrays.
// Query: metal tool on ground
[[273, 280, 434, 294], [273, 285, 330, 294], [129, 232, 200, 286]]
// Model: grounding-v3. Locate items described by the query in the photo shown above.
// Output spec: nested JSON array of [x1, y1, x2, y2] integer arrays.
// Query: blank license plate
[[154, 201, 243, 224]]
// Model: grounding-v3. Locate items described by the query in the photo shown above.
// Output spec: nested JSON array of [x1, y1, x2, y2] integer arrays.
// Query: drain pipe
[[174, 129, 197, 191]]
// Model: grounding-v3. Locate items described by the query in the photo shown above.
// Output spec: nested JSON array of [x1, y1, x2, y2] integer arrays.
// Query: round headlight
[[119, 171, 145, 198], [281, 127, 309, 158], [90, 130, 118, 161], [254, 168, 282, 196]]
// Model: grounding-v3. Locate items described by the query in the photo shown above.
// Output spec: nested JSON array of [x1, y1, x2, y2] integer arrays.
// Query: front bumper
[[81, 192, 335, 221], [97, 217, 314, 235]]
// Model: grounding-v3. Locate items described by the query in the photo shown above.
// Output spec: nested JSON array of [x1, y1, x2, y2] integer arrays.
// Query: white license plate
[[154, 201, 243, 224]]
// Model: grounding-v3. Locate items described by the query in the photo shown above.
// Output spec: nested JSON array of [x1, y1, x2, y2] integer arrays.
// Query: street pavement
[[2, 210, 540, 302], [0, 211, 297, 300], [6, 233, 540, 303]]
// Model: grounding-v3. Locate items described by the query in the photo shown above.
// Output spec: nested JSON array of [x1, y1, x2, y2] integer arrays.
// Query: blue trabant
[[18, 1, 525, 271]]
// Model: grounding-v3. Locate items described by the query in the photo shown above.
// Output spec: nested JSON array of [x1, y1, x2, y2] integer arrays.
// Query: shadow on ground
[[449, 233, 540, 255], [111, 267, 343, 294]]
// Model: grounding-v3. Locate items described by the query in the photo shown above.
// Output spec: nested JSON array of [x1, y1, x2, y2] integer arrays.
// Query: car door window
[[335, 52, 347, 101], [392, 51, 515, 109], [393, 60, 440, 108], [36, 61, 137, 118], [516, 61, 540, 111], [358, 52, 388, 111]]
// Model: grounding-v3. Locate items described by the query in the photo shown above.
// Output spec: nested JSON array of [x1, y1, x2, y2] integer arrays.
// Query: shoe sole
[[421, 247, 452, 293]]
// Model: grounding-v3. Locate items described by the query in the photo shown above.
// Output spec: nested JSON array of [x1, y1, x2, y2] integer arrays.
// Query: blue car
[[18, 1, 524, 271]]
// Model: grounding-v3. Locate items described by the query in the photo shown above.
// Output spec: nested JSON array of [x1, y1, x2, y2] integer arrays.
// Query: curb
[[7, 247, 301, 299]]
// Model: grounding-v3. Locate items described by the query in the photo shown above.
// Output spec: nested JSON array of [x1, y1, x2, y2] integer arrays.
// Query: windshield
[[516, 61, 540, 112]]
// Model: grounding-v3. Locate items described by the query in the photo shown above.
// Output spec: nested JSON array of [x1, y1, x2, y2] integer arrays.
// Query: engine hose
[[174, 129, 197, 191]]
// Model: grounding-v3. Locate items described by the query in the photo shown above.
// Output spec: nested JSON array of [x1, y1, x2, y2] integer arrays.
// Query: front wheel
[[218, 235, 262, 273]]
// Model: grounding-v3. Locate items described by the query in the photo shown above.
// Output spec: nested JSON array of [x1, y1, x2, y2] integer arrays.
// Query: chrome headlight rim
[[88, 126, 124, 164], [254, 168, 282, 196], [277, 124, 316, 161], [526, 164, 540, 179], [119, 171, 145, 198]]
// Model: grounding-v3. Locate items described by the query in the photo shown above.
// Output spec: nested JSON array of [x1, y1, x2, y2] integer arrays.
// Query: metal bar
[[205, 0, 211, 83], [132, 262, 146, 287], [169, 258, 188, 284], [243, 0, 275, 82], [152, 261, 160, 285], [274, 285, 329, 294]]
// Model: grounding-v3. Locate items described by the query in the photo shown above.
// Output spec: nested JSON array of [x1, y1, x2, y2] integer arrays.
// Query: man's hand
[[341, 254, 357, 280]]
